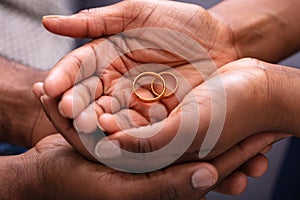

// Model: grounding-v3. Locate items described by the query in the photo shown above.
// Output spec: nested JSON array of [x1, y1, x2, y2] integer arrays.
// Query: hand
[[0, 57, 56, 147], [2, 132, 284, 200], [86, 58, 291, 160], [43, 0, 238, 72], [42, 0, 239, 100], [38, 0, 292, 169], [36, 75, 287, 198], [37, 57, 291, 169], [40, 0, 239, 162]]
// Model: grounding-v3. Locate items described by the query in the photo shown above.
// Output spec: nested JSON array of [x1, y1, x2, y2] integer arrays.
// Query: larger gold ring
[[151, 72, 179, 98], [133, 72, 166, 103]]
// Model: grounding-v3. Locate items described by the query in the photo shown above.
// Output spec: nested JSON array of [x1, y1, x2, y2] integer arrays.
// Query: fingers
[[94, 111, 187, 159], [214, 171, 248, 196], [73, 102, 103, 134], [42, 1, 136, 38], [118, 162, 218, 200], [37, 137, 217, 200], [32, 82, 45, 98], [240, 154, 269, 178], [99, 110, 150, 134], [207, 132, 288, 196], [211, 132, 287, 178], [98, 103, 168, 134], [92, 78, 205, 157], [260, 144, 273, 154], [214, 153, 269, 196], [213, 154, 268, 195], [58, 76, 103, 118], [44, 42, 98, 98], [40, 95, 96, 162]]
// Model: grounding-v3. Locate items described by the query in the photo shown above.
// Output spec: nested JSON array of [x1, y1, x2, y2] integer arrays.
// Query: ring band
[[151, 72, 178, 98], [133, 72, 166, 103]]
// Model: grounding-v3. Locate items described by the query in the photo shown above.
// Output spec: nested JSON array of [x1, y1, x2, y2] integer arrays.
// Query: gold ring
[[151, 72, 178, 98], [133, 72, 166, 103]]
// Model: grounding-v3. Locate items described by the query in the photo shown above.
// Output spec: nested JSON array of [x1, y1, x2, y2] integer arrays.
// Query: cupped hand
[[34, 0, 293, 198], [19, 132, 284, 199], [37, 0, 290, 170], [39, 0, 241, 164], [41, 0, 239, 112], [35, 57, 290, 198], [90, 58, 290, 162], [43, 0, 238, 72]]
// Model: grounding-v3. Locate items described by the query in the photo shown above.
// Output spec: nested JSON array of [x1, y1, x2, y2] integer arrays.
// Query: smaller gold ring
[[133, 72, 166, 103], [151, 72, 178, 98]]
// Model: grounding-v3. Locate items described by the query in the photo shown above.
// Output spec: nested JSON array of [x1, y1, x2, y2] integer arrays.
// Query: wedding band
[[151, 72, 179, 98], [133, 72, 166, 103]]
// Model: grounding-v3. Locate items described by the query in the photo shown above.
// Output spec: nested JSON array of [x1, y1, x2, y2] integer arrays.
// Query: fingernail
[[43, 15, 66, 19], [40, 96, 46, 105], [40, 95, 50, 104], [58, 102, 68, 118], [192, 167, 217, 189], [97, 122, 105, 132], [94, 140, 122, 159]]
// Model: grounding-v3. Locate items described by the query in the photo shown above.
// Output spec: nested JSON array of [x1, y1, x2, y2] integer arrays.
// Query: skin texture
[[0, 1, 281, 198], [41, 0, 240, 160], [209, 0, 300, 62], [35, 0, 299, 197], [36, 80, 277, 197], [41, 0, 298, 159], [1, 1, 299, 199], [0, 132, 285, 200], [0, 63, 285, 200], [0, 57, 232, 200], [0, 56, 56, 147]]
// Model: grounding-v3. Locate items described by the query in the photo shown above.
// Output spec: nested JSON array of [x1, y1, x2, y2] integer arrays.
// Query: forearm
[[0, 155, 34, 200], [267, 64, 300, 136], [209, 0, 300, 62], [0, 57, 47, 146]]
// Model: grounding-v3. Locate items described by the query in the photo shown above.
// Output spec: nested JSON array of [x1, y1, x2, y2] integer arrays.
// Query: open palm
[[41, 0, 240, 164]]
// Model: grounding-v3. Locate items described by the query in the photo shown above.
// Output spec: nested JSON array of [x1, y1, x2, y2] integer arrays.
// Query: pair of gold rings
[[133, 71, 179, 103]]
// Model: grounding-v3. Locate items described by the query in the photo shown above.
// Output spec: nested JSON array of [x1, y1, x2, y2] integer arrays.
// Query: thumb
[[42, 1, 142, 38], [135, 162, 218, 200], [32, 82, 45, 98]]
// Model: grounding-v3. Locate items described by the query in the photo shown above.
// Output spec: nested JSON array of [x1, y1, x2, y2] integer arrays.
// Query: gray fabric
[[0, 0, 75, 70]]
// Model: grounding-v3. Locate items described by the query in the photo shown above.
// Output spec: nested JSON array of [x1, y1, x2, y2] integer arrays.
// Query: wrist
[[0, 154, 38, 200], [208, 0, 300, 62], [265, 63, 300, 136], [195, 7, 239, 67], [0, 57, 48, 147]]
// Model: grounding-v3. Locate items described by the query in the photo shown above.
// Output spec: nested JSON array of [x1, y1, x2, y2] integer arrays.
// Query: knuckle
[[159, 181, 179, 200], [236, 142, 251, 158], [136, 137, 157, 153]]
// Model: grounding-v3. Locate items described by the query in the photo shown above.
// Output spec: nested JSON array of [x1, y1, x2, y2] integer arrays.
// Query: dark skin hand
[[34, 68, 285, 198], [40, 0, 297, 160], [0, 56, 56, 148], [0, 130, 285, 200], [39, 0, 239, 163], [32, 0, 299, 198], [1, 1, 296, 199]]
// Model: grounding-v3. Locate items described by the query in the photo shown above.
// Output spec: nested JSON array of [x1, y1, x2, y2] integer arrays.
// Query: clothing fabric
[[0, 0, 74, 70], [0, 0, 75, 155], [0, 143, 26, 156]]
